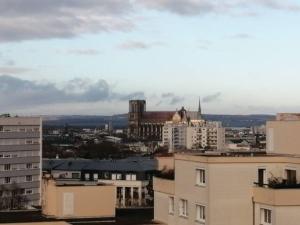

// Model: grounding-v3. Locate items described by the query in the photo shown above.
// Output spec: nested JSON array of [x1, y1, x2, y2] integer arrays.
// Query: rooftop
[[43, 157, 157, 172]]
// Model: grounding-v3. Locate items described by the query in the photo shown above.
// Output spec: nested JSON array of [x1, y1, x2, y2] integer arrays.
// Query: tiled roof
[[141, 111, 175, 123], [43, 157, 157, 172]]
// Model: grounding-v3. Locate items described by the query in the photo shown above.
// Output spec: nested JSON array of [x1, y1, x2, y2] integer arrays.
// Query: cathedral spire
[[198, 97, 202, 119]]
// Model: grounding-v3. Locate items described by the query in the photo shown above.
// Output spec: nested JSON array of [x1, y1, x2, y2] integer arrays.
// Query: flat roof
[[174, 152, 300, 164]]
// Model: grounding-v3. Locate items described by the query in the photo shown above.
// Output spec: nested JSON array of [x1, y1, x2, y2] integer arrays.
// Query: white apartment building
[[0, 116, 42, 209], [162, 112, 225, 152]]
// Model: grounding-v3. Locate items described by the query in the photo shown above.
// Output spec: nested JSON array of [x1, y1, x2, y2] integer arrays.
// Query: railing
[[254, 181, 300, 189], [253, 186, 300, 206]]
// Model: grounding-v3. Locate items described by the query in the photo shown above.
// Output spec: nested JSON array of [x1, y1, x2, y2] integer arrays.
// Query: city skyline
[[1, 0, 300, 115]]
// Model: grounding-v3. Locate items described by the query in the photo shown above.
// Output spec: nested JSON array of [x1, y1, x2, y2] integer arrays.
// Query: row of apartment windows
[[2, 175, 34, 184], [195, 167, 298, 188], [0, 188, 36, 197], [169, 197, 272, 225], [0, 163, 39, 171], [0, 126, 40, 132], [84, 173, 137, 181], [0, 139, 40, 146], [169, 197, 206, 223], [0, 151, 40, 158]]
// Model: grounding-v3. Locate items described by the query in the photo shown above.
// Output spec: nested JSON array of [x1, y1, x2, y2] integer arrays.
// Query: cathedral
[[128, 99, 202, 140]]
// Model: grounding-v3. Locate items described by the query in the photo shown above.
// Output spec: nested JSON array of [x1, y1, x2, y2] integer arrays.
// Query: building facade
[[0, 116, 42, 210], [162, 111, 225, 152], [128, 100, 201, 140], [154, 153, 300, 225]]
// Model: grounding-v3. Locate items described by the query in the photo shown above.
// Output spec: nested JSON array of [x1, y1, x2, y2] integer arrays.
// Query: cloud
[[0, 75, 145, 110], [118, 41, 163, 50], [0, 0, 134, 43], [0, 67, 32, 74], [66, 49, 101, 55], [228, 33, 254, 39], [0, 0, 299, 43], [202, 92, 222, 103], [137, 0, 300, 16], [157, 93, 185, 105]]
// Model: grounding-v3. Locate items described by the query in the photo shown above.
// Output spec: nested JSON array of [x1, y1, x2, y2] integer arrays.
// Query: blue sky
[[0, 0, 300, 115]]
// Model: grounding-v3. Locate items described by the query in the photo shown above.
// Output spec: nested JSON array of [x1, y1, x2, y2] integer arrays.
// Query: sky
[[0, 0, 300, 115]]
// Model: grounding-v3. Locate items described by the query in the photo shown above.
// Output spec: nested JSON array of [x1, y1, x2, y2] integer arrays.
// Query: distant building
[[162, 109, 225, 152], [0, 116, 42, 209], [128, 100, 201, 140]]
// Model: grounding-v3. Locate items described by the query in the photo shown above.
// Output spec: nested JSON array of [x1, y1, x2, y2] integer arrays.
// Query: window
[[26, 163, 32, 169], [286, 169, 297, 184], [93, 173, 98, 180], [196, 204, 206, 223], [26, 140, 33, 144], [126, 174, 136, 181], [71, 173, 80, 179], [26, 175, 32, 182], [179, 199, 188, 217], [260, 208, 272, 225], [112, 173, 122, 180], [168, 197, 174, 214], [85, 173, 90, 180], [4, 177, 11, 184], [25, 189, 33, 195], [258, 168, 266, 187], [4, 164, 11, 171], [196, 169, 206, 186]]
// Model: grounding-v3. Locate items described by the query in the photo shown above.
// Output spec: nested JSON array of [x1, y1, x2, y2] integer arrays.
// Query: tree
[[0, 182, 28, 210]]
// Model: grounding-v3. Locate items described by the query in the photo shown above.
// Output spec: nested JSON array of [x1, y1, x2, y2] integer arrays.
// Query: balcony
[[253, 186, 300, 206], [153, 177, 174, 195]]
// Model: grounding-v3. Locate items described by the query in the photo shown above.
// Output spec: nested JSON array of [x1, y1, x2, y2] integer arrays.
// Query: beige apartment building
[[154, 113, 300, 225], [42, 177, 116, 219]]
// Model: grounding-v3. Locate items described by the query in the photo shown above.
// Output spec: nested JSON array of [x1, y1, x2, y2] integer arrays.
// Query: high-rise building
[[162, 110, 225, 152], [0, 116, 42, 209]]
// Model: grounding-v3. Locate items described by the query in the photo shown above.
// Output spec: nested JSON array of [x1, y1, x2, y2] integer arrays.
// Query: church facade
[[128, 100, 201, 141]]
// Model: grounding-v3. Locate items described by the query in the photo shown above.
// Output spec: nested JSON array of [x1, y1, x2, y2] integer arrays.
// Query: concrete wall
[[42, 179, 116, 219], [155, 156, 174, 171], [267, 120, 300, 154]]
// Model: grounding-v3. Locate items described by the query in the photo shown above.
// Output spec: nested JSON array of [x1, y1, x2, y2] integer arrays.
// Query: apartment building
[[155, 153, 300, 225], [0, 116, 42, 209], [162, 112, 225, 152], [154, 114, 300, 225]]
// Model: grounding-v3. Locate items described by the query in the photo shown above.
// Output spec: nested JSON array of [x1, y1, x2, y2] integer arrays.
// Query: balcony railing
[[254, 180, 300, 189]]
